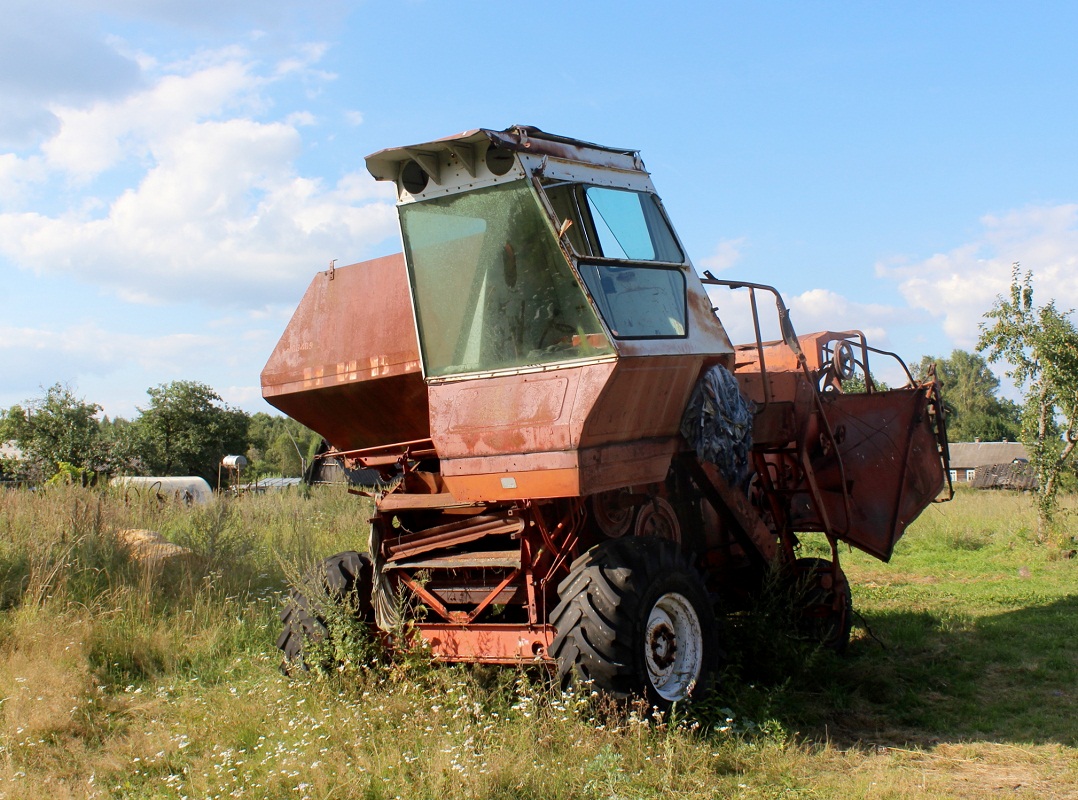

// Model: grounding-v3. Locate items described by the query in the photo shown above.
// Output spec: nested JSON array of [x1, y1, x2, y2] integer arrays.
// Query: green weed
[[0, 486, 1073, 798]]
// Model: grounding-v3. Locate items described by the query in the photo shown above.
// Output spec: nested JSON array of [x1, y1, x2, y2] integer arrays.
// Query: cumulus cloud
[[0, 47, 398, 308], [878, 204, 1078, 348], [0, 322, 214, 389], [0, 0, 143, 148], [709, 282, 903, 349], [0, 315, 290, 416], [697, 237, 745, 273], [0, 154, 47, 204], [787, 288, 899, 343]]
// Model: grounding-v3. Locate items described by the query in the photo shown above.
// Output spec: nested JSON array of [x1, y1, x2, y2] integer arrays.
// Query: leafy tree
[[978, 265, 1078, 533], [840, 374, 889, 393], [97, 415, 142, 475], [913, 350, 1021, 442], [0, 384, 105, 482], [245, 412, 321, 479], [132, 381, 249, 484]]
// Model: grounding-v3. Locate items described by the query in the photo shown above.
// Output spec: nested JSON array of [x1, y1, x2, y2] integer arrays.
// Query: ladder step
[[385, 549, 522, 570]]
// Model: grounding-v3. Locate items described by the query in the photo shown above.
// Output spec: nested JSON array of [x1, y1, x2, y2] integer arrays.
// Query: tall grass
[[0, 485, 1073, 798]]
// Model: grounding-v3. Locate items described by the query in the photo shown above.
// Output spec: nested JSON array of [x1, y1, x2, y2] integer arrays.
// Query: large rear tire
[[549, 537, 720, 706], [277, 551, 375, 672]]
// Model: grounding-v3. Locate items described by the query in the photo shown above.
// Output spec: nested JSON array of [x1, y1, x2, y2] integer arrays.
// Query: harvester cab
[[263, 125, 951, 705], [363, 126, 737, 503]]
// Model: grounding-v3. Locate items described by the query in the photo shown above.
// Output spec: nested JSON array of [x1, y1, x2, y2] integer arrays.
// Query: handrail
[[701, 273, 854, 541]]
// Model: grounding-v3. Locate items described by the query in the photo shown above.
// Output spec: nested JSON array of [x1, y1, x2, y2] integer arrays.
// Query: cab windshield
[[544, 184, 688, 339], [399, 181, 614, 378]]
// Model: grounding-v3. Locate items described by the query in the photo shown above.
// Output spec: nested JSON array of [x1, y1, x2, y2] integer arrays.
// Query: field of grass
[[0, 485, 1075, 799]]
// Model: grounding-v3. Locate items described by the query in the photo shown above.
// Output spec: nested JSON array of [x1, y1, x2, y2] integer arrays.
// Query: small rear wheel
[[792, 556, 852, 652], [277, 551, 376, 673], [549, 537, 720, 706]]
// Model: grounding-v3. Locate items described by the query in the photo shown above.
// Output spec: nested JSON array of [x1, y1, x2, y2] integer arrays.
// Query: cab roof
[[364, 125, 647, 187]]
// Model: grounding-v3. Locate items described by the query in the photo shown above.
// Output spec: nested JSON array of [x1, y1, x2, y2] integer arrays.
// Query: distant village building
[[947, 440, 1034, 489]]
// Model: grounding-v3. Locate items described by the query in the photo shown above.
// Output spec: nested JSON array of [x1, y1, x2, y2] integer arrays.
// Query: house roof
[[948, 441, 1028, 468]]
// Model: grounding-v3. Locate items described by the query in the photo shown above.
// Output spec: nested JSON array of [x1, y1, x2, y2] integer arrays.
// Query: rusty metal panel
[[429, 362, 615, 460], [431, 355, 701, 499], [440, 437, 681, 501], [581, 355, 703, 444], [790, 386, 946, 561], [260, 254, 430, 451], [442, 462, 582, 501], [418, 623, 554, 664]]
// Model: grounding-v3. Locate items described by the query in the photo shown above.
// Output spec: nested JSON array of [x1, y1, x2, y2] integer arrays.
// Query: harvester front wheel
[[549, 537, 720, 706], [277, 551, 375, 673]]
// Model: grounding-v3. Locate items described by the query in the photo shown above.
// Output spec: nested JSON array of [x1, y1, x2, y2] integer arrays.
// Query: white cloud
[[0, 322, 213, 388], [0, 1, 143, 148], [697, 237, 745, 273], [787, 288, 896, 344], [707, 281, 918, 389], [0, 316, 294, 416], [220, 384, 265, 408], [40, 58, 257, 180], [0, 154, 47, 207], [0, 49, 399, 309], [285, 111, 317, 127], [878, 204, 1078, 349], [708, 282, 902, 347]]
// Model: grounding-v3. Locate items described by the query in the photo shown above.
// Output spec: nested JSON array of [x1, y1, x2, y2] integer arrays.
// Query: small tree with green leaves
[[978, 265, 1078, 535], [914, 349, 1021, 443], [0, 384, 105, 483], [245, 412, 321, 479], [132, 381, 249, 484]]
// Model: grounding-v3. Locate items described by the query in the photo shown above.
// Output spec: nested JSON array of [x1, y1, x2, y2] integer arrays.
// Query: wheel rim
[[634, 497, 681, 544], [644, 591, 704, 701], [592, 489, 634, 538]]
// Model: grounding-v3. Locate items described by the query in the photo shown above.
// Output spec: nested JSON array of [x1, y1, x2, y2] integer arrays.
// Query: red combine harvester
[[262, 126, 951, 705]]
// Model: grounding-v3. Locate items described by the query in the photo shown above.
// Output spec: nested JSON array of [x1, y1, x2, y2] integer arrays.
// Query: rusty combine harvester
[[262, 126, 951, 704]]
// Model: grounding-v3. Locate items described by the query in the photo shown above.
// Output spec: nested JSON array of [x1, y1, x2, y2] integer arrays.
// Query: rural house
[[947, 440, 1031, 488]]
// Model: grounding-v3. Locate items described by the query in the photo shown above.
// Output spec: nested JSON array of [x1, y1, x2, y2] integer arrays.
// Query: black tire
[[792, 556, 853, 652], [277, 551, 375, 672], [549, 537, 720, 706]]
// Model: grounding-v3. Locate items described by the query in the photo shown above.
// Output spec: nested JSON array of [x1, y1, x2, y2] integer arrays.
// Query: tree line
[[0, 380, 321, 487]]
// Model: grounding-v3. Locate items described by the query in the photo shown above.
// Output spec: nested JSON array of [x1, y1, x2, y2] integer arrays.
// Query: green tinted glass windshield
[[399, 181, 614, 378]]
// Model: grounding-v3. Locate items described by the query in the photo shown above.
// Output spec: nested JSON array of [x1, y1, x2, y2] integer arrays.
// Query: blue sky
[[3, 0, 1077, 417]]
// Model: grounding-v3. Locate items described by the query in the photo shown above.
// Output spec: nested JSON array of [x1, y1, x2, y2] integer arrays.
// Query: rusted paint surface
[[439, 436, 681, 501], [428, 361, 612, 460], [428, 353, 701, 499], [261, 254, 430, 451], [417, 623, 554, 664], [365, 125, 644, 187], [791, 385, 947, 561], [581, 356, 702, 443]]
